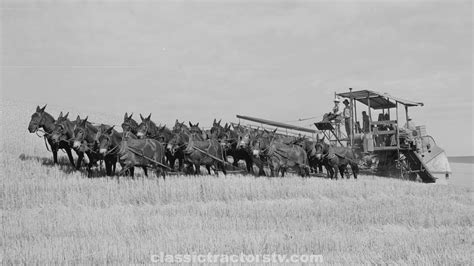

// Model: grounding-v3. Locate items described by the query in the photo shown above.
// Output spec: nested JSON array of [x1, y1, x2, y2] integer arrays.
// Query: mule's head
[[72, 116, 89, 149], [51, 111, 69, 143], [188, 122, 202, 135], [237, 129, 251, 149], [136, 113, 152, 138], [28, 105, 47, 133], [210, 125, 223, 140], [172, 119, 188, 133], [251, 133, 267, 158], [167, 134, 184, 156], [122, 112, 139, 134], [217, 130, 232, 150], [97, 125, 115, 155], [314, 142, 328, 160]]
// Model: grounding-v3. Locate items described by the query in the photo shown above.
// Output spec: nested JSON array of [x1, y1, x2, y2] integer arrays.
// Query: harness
[[35, 129, 52, 152], [126, 146, 173, 170]]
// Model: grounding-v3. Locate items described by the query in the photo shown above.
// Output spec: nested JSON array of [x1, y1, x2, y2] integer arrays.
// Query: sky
[[1, 0, 472, 155]]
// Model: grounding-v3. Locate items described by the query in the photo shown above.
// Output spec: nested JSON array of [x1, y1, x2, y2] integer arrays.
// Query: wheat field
[[1, 100, 472, 264]]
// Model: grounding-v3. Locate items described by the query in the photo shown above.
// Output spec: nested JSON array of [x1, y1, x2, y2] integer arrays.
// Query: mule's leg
[[245, 158, 254, 174], [194, 163, 201, 175], [333, 166, 340, 180], [220, 162, 227, 176], [75, 152, 84, 170], [232, 157, 239, 167], [351, 163, 359, 179], [270, 160, 278, 177], [112, 159, 117, 175], [104, 160, 112, 176], [87, 162, 93, 178], [338, 165, 346, 179], [142, 167, 148, 177], [52, 148, 59, 165], [206, 165, 212, 175], [160, 167, 166, 179], [212, 162, 219, 177], [328, 167, 333, 179], [64, 148, 75, 168], [178, 157, 184, 172], [304, 165, 310, 177], [169, 157, 176, 171]]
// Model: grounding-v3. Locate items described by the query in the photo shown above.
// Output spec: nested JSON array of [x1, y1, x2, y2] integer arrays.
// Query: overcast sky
[[1, 0, 472, 155]]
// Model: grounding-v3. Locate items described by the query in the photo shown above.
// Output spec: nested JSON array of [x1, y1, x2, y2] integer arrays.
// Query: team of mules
[[28, 105, 359, 179]]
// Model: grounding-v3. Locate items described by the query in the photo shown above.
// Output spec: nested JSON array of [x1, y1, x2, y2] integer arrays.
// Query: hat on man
[[334, 97, 341, 103], [343, 99, 349, 105]]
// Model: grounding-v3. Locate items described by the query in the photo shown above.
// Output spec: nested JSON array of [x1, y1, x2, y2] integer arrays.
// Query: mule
[[96, 125, 122, 176], [167, 128, 189, 172], [292, 137, 324, 174], [28, 105, 76, 167], [252, 130, 309, 177], [120, 113, 146, 176], [50, 112, 85, 170], [137, 114, 177, 168], [183, 133, 227, 176], [117, 134, 167, 179], [221, 126, 261, 175], [71, 116, 116, 176], [314, 141, 359, 179]]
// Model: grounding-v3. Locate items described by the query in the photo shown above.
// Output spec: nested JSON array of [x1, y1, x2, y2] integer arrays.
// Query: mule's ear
[[64, 112, 69, 119], [213, 118, 216, 125], [40, 104, 47, 112], [147, 113, 151, 120], [59, 111, 63, 118], [76, 115, 81, 123], [106, 125, 115, 135], [196, 122, 199, 127], [189, 122, 193, 127], [218, 119, 221, 125], [124, 112, 128, 120], [273, 128, 277, 134], [129, 113, 133, 119], [82, 116, 88, 125], [140, 114, 144, 121], [36, 105, 41, 112]]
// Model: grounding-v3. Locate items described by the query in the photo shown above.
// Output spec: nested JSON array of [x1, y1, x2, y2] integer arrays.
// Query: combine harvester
[[237, 89, 451, 183], [314, 89, 451, 183]]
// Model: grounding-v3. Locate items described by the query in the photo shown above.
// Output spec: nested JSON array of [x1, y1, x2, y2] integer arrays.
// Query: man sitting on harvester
[[322, 97, 342, 122], [322, 97, 351, 139]]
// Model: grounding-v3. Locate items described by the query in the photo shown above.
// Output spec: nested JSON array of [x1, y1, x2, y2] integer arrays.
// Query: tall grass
[[1, 100, 473, 264]]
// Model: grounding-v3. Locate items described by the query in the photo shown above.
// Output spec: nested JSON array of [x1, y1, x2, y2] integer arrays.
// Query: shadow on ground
[[18, 153, 111, 177]]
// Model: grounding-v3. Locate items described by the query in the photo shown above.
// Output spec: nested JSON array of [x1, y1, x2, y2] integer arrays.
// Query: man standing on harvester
[[342, 99, 351, 138]]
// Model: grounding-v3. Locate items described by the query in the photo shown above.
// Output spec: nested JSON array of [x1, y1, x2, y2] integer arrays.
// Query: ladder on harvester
[[314, 121, 346, 146]]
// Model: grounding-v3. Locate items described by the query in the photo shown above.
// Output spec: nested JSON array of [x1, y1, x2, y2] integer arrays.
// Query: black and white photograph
[[1, 0, 472, 264]]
